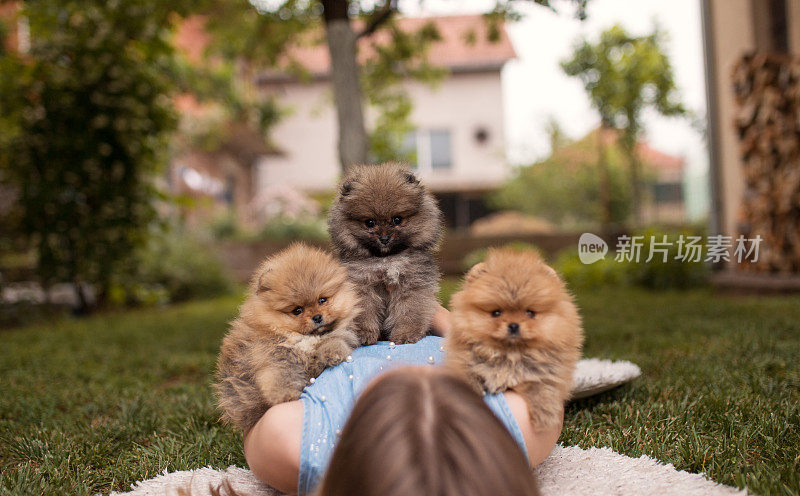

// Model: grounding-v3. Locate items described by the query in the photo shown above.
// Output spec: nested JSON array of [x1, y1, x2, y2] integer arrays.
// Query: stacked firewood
[[732, 53, 800, 273]]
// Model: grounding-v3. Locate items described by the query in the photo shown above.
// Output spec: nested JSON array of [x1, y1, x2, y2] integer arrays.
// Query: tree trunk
[[597, 124, 612, 228], [629, 145, 643, 226], [74, 281, 91, 315], [322, 0, 369, 171]]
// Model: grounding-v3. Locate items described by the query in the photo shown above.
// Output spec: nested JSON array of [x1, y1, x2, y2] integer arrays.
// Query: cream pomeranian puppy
[[446, 248, 583, 429], [215, 243, 361, 432]]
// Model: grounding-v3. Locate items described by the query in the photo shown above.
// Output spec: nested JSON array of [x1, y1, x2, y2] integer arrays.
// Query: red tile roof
[[400, 15, 517, 69], [174, 15, 210, 64], [637, 142, 685, 172], [264, 14, 517, 81], [599, 128, 684, 171], [175, 14, 516, 81]]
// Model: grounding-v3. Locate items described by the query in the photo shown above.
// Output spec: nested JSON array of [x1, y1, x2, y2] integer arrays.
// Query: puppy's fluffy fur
[[215, 243, 361, 432], [445, 248, 583, 430], [327, 163, 443, 345]]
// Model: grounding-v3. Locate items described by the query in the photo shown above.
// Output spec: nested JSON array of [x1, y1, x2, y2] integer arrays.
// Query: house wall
[[706, 0, 800, 238], [642, 167, 686, 225], [255, 70, 509, 194], [706, 0, 756, 239]]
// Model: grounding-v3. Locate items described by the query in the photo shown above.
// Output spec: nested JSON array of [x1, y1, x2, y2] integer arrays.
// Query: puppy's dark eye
[[526, 310, 536, 318], [292, 306, 304, 315], [365, 219, 376, 228], [491, 310, 502, 317], [391, 216, 402, 226], [318, 297, 327, 304]]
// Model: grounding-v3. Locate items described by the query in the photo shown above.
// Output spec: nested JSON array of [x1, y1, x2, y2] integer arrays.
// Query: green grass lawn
[[1, 288, 799, 495]]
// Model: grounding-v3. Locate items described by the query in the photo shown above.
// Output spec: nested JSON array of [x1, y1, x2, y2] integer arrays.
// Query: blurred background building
[[3, 0, 800, 322], [258, 15, 515, 229]]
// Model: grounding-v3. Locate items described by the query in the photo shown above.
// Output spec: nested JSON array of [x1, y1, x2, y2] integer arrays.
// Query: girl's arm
[[503, 391, 563, 466], [243, 400, 303, 495]]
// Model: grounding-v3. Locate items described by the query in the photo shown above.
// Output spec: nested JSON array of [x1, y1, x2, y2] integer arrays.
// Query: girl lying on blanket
[[242, 308, 562, 495]]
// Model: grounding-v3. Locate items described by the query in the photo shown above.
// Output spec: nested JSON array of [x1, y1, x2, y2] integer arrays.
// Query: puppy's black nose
[[508, 322, 520, 335], [379, 235, 390, 245], [312, 314, 323, 324]]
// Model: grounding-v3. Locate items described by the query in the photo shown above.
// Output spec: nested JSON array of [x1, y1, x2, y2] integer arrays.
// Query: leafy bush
[[259, 217, 329, 242], [0, 1, 184, 312], [554, 250, 629, 290], [459, 229, 709, 291], [461, 241, 542, 271], [209, 212, 241, 240], [624, 228, 709, 290], [110, 229, 232, 306], [207, 210, 329, 243], [554, 228, 710, 290]]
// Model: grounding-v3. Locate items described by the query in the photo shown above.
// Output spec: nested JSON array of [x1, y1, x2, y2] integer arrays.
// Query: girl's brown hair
[[315, 367, 540, 496]]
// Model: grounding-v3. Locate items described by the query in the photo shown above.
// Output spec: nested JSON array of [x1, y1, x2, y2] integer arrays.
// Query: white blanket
[[111, 359, 747, 496], [113, 446, 746, 496]]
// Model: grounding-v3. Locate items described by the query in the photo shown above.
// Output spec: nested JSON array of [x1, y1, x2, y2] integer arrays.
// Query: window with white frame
[[401, 129, 452, 172]]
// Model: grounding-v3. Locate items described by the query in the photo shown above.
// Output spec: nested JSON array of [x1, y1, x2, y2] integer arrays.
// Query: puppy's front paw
[[306, 361, 326, 379], [516, 386, 563, 430], [358, 322, 381, 346], [314, 338, 353, 369], [389, 324, 426, 345]]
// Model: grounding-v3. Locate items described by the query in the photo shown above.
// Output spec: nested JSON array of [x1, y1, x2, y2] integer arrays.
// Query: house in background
[[256, 15, 516, 229], [637, 137, 687, 225], [166, 111, 275, 226], [548, 128, 687, 225], [171, 18, 279, 227]]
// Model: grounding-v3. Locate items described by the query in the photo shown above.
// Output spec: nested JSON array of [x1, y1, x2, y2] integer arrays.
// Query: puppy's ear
[[403, 171, 420, 186], [465, 262, 487, 284], [340, 180, 354, 197], [255, 268, 271, 293], [542, 264, 559, 280]]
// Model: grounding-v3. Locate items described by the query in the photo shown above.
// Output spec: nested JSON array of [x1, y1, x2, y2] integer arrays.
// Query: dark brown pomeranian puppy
[[445, 248, 583, 430], [215, 243, 361, 432], [327, 163, 443, 345]]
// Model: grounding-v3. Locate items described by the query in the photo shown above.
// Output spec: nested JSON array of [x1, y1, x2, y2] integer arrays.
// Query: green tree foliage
[[363, 20, 447, 163], [561, 25, 685, 224], [0, 1, 189, 311], [197, 0, 448, 165], [491, 129, 633, 227], [199, 0, 591, 169]]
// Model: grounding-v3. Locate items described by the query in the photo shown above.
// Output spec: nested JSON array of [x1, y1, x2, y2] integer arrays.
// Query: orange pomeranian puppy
[[215, 243, 361, 432], [445, 248, 583, 430]]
